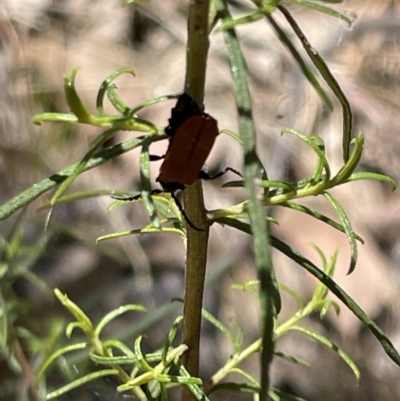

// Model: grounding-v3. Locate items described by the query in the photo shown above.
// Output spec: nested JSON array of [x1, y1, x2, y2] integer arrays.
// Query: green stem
[[181, 2, 211, 401]]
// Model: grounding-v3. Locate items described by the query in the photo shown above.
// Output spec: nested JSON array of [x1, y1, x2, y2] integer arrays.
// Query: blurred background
[[0, 0, 399, 400]]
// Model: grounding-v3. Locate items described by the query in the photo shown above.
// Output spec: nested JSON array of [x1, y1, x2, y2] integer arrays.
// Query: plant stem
[[181, 1, 211, 401]]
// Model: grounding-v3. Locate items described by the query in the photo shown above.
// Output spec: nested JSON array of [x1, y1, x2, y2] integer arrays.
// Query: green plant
[[0, 1, 399, 401]]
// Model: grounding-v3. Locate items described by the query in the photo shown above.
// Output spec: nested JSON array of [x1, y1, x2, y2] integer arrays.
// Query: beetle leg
[[112, 190, 203, 231], [170, 192, 204, 232], [149, 154, 166, 161], [198, 166, 243, 180], [111, 189, 164, 201]]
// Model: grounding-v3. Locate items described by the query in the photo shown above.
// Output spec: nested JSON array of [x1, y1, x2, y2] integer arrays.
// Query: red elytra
[[156, 112, 219, 191]]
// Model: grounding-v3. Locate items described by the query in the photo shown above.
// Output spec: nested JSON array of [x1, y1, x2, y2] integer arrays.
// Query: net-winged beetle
[[120, 93, 242, 230]]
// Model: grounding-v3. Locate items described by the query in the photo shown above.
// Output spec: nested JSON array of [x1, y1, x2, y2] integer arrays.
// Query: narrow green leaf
[[278, 5, 352, 161], [128, 93, 180, 116], [162, 316, 183, 364], [140, 138, 161, 228], [96, 67, 135, 115], [310, 245, 338, 302], [45, 369, 119, 400], [89, 353, 138, 365], [324, 192, 357, 274], [218, 4, 279, 396], [280, 202, 364, 243], [230, 367, 260, 387], [215, 217, 251, 234], [290, 325, 360, 381], [278, 283, 304, 311], [37, 342, 88, 381], [331, 133, 364, 184], [147, 378, 162, 399], [54, 289, 94, 337], [177, 364, 211, 401], [286, 0, 352, 25], [95, 304, 147, 338], [274, 350, 310, 367], [178, 362, 211, 401], [65, 322, 86, 338], [154, 373, 202, 385], [201, 308, 237, 350], [347, 172, 397, 190], [91, 349, 163, 366], [117, 370, 154, 391], [133, 336, 153, 372], [63, 68, 92, 123], [229, 317, 245, 355], [160, 382, 169, 401], [220, 129, 244, 145], [309, 135, 330, 182], [162, 344, 188, 367], [32, 112, 78, 125], [102, 339, 136, 357], [319, 299, 341, 318], [282, 129, 330, 182], [258, 180, 297, 194]]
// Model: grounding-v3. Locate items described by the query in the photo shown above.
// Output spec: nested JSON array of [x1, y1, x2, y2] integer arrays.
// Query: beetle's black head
[[165, 93, 202, 138]]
